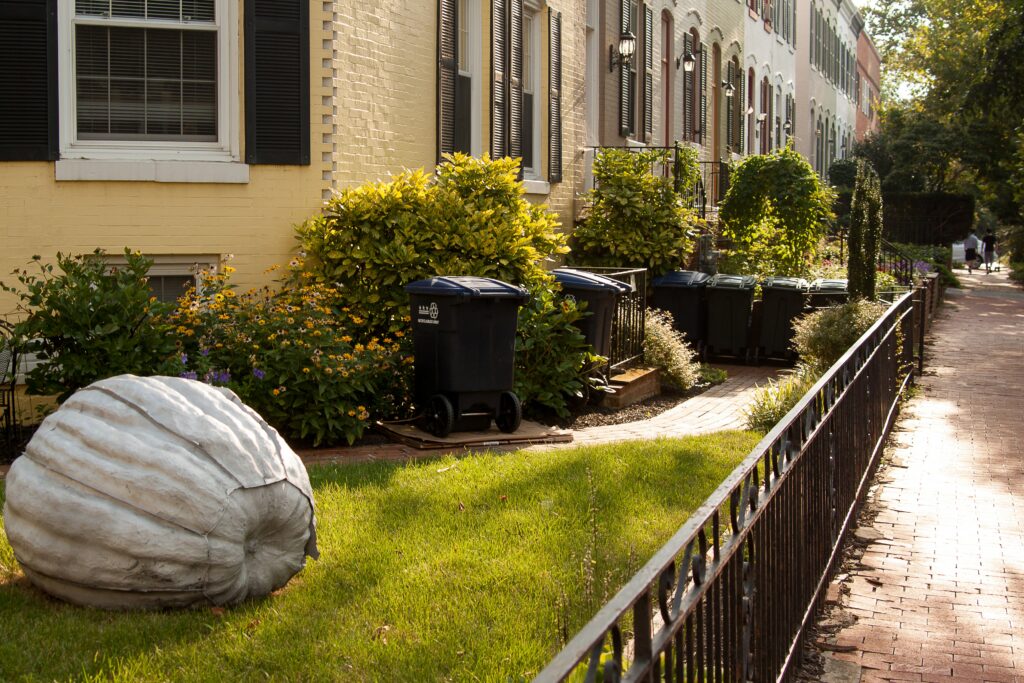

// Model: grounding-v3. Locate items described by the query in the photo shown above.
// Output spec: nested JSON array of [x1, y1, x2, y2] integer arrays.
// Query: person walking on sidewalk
[[964, 231, 981, 273], [982, 229, 997, 273]]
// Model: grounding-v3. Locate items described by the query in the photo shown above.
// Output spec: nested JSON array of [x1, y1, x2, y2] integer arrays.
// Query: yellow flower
[[272, 388, 280, 396], [347, 409, 356, 417], [223, 265, 236, 274], [341, 335, 352, 343], [214, 293, 225, 302], [302, 367, 310, 374], [324, 367, 333, 375]]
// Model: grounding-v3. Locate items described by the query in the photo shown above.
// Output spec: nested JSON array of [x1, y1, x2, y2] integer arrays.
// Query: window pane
[[76, 25, 216, 141], [76, 0, 110, 16], [110, 79, 145, 134], [111, 0, 144, 18], [147, 0, 182, 20]]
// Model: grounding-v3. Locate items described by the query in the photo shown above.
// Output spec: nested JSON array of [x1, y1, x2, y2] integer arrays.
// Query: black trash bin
[[758, 277, 809, 362], [405, 276, 529, 437], [808, 278, 849, 308], [552, 269, 634, 359], [651, 270, 710, 352], [705, 274, 757, 362]]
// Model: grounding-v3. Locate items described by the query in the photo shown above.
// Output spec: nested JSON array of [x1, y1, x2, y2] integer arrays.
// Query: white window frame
[[458, 0, 483, 158], [522, 2, 543, 181], [56, 0, 242, 168]]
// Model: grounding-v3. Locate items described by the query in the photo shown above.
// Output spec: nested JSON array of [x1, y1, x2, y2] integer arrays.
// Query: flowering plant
[[171, 263, 411, 446]]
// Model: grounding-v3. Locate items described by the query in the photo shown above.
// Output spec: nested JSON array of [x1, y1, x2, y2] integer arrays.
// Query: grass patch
[[0, 432, 758, 682]]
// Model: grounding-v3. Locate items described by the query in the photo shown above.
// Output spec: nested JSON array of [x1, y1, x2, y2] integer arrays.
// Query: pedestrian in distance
[[964, 231, 980, 273], [982, 229, 997, 274]]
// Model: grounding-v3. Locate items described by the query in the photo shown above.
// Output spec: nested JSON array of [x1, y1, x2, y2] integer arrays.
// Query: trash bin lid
[[552, 268, 634, 294], [404, 276, 529, 301], [809, 278, 849, 292], [761, 276, 809, 291], [651, 270, 710, 288], [707, 274, 757, 290]]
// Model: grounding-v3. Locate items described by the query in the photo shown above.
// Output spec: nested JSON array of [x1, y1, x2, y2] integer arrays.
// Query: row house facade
[[0, 0, 589, 307], [589, 0, 878, 188], [1, 0, 879, 311]]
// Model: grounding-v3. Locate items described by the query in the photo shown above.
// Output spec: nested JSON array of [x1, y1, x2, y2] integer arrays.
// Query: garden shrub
[[792, 299, 888, 371], [514, 289, 601, 419], [718, 147, 836, 278], [171, 266, 410, 446], [745, 364, 820, 433], [828, 159, 857, 189], [570, 147, 700, 276], [643, 309, 701, 391], [296, 154, 593, 417], [0, 250, 179, 402], [848, 159, 884, 300]]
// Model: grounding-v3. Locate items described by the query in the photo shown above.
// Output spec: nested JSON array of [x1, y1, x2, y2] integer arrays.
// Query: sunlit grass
[[0, 431, 759, 682]]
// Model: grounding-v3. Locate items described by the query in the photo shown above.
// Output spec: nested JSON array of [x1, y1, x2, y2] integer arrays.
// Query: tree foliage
[[863, 0, 1024, 222], [718, 147, 836, 277], [847, 160, 884, 299]]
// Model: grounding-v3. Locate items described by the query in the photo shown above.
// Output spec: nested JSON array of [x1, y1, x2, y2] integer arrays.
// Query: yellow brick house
[[0, 0, 588, 312]]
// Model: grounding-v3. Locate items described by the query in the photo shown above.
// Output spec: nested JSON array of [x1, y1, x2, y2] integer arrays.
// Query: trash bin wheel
[[423, 394, 455, 438], [495, 391, 522, 433]]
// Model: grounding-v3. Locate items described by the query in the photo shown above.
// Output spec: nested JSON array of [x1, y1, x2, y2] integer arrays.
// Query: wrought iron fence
[[1, 319, 20, 459], [571, 266, 648, 374], [535, 285, 930, 683], [878, 239, 915, 287]]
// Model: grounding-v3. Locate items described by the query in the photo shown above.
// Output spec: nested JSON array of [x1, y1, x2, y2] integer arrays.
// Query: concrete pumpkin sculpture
[[2, 375, 319, 610]]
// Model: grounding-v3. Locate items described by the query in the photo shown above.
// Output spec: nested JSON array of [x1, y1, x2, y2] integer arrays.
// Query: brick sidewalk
[[813, 269, 1024, 682]]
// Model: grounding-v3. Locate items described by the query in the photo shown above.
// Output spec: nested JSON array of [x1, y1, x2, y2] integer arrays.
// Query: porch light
[[757, 113, 768, 123], [784, 119, 792, 133], [609, 32, 637, 72], [723, 81, 736, 98], [679, 50, 696, 72]]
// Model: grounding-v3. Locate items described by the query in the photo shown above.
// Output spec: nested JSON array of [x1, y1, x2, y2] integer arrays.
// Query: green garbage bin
[[651, 270, 710, 352], [758, 277, 809, 362], [705, 274, 757, 362], [808, 278, 849, 308], [405, 276, 529, 437]]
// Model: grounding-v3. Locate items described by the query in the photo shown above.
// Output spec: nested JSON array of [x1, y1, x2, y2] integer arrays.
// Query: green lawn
[[0, 431, 759, 682]]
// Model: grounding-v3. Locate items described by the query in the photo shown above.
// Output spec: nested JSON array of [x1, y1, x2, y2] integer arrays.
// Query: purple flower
[[253, 368, 266, 380], [180, 371, 198, 381], [180, 353, 189, 365], [200, 348, 210, 357]]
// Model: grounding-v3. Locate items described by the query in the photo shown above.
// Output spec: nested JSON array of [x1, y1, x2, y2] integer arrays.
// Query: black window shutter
[[508, 0, 523, 162], [682, 33, 693, 142], [438, 0, 458, 160], [548, 10, 562, 183], [245, 0, 309, 165], [618, 0, 631, 137], [699, 43, 707, 145], [642, 4, 653, 141], [0, 0, 57, 161], [490, 0, 508, 158], [725, 61, 734, 150]]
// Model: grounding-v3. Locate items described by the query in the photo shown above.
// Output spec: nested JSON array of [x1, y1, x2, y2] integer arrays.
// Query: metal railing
[[536, 284, 933, 682], [1, 319, 20, 459], [572, 266, 648, 374], [878, 240, 915, 286]]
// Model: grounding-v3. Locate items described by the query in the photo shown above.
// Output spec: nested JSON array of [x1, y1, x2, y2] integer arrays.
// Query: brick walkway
[[0, 363, 780, 478], [299, 362, 779, 467], [813, 268, 1024, 683]]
